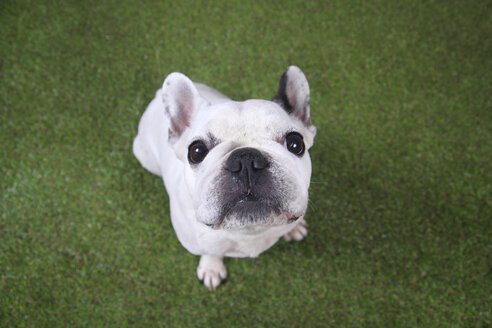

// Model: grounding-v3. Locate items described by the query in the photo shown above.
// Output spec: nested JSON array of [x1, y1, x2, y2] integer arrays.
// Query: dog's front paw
[[197, 255, 227, 290], [284, 218, 308, 242]]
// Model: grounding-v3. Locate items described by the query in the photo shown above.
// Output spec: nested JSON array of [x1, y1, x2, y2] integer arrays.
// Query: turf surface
[[1, 0, 491, 326]]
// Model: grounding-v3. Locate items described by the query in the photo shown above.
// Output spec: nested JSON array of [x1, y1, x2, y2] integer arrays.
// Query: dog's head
[[162, 66, 316, 230]]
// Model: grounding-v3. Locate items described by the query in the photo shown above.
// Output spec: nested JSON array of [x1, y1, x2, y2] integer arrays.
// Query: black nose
[[225, 148, 269, 192]]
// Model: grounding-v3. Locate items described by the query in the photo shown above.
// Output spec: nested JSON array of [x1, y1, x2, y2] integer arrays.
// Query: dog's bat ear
[[273, 66, 313, 127], [162, 72, 202, 142]]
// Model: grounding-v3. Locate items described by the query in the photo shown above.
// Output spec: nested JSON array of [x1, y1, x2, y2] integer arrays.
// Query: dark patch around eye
[[207, 132, 221, 149]]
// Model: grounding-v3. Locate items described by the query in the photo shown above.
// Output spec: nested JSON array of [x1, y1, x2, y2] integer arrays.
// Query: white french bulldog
[[133, 66, 316, 290]]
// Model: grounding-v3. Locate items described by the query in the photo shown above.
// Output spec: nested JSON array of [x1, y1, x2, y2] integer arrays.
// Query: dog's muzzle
[[204, 148, 302, 229]]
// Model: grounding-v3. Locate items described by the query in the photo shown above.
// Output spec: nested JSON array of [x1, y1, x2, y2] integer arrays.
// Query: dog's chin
[[206, 200, 303, 230]]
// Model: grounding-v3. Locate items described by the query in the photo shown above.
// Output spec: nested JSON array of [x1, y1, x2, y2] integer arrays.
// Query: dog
[[133, 66, 316, 290]]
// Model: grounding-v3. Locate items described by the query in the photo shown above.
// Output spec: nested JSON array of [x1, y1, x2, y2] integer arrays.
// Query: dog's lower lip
[[288, 216, 300, 222], [283, 211, 304, 222], [208, 207, 304, 230]]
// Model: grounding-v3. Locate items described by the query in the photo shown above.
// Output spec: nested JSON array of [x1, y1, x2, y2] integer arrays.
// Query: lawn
[[1, 0, 491, 326]]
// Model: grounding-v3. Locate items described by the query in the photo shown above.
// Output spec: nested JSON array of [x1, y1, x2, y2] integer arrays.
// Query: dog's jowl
[[133, 66, 316, 290]]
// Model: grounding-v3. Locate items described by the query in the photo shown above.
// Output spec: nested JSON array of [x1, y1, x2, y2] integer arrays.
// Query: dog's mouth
[[207, 197, 303, 230]]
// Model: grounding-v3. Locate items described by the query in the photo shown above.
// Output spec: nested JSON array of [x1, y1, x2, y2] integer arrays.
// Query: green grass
[[1, 0, 491, 326]]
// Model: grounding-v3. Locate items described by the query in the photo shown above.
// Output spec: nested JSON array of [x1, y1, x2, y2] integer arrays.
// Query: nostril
[[252, 158, 268, 171], [227, 160, 242, 173], [225, 147, 269, 174]]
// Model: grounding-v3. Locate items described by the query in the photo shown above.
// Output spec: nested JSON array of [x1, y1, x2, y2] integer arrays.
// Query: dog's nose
[[225, 148, 269, 191]]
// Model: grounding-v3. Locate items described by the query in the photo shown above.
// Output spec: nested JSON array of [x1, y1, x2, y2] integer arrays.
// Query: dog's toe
[[284, 218, 308, 242], [197, 255, 227, 291]]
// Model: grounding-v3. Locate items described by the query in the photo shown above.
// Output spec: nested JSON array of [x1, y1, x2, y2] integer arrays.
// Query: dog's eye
[[188, 140, 209, 164], [285, 132, 305, 156]]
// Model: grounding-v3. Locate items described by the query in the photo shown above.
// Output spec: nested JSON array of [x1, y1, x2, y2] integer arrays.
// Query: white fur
[[133, 68, 316, 289]]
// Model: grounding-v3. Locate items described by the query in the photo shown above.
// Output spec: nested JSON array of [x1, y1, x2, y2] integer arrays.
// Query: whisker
[[310, 180, 329, 184]]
